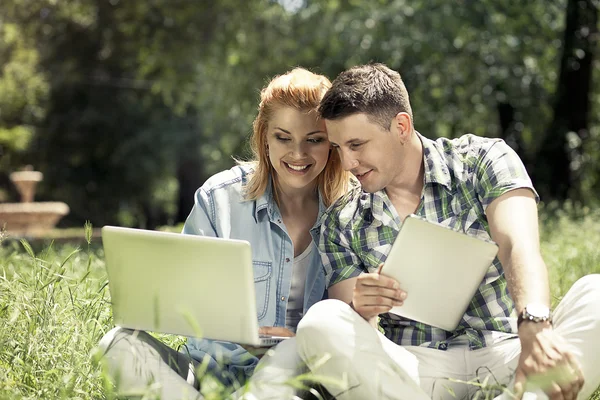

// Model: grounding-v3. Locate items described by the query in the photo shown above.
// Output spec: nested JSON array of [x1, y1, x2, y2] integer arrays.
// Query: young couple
[[100, 64, 600, 400]]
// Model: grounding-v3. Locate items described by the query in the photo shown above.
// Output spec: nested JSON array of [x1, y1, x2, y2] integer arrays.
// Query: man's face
[[325, 113, 404, 193]]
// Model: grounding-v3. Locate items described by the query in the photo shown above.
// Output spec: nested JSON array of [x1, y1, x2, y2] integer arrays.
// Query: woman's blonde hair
[[242, 68, 350, 207]]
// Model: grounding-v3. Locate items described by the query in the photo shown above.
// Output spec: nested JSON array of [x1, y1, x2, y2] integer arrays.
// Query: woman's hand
[[259, 326, 295, 337], [241, 327, 295, 359]]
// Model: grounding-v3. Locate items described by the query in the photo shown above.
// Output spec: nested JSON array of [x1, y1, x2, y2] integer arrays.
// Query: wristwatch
[[517, 303, 552, 327]]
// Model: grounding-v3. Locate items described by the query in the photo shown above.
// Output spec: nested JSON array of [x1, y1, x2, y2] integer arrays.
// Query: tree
[[0, 20, 48, 201], [1, 0, 250, 227], [534, 0, 598, 202]]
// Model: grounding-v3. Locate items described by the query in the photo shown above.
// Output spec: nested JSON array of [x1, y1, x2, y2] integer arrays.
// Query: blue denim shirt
[[181, 164, 327, 384]]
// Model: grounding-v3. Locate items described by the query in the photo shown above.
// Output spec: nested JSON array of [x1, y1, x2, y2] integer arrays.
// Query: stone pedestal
[[0, 168, 70, 236], [9, 170, 43, 203], [0, 202, 70, 235]]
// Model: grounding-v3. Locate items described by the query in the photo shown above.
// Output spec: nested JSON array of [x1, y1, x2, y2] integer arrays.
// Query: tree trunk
[[534, 0, 598, 202], [176, 157, 205, 224], [174, 114, 206, 224]]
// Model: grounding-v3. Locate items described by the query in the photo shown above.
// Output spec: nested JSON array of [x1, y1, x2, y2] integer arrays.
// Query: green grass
[[0, 232, 113, 398], [0, 207, 599, 399]]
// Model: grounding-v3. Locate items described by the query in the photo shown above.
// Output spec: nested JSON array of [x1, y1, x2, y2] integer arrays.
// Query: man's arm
[[486, 188, 584, 398], [486, 188, 549, 314], [328, 278, 356, 304], [319, 211, 405, 327]]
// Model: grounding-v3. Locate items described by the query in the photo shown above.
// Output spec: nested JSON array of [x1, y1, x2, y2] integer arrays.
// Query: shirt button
[[280, 296, 285, 301], [285, 257, 290, 262]]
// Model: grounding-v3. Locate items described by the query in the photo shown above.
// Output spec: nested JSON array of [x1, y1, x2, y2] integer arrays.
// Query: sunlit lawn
[[1, 205, 599, 399]]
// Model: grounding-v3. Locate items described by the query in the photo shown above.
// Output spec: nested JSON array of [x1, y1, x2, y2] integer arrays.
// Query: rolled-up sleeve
[[182, 187, 218, 237], [472, 140, 539, 210], [319, 212, 363, 289]]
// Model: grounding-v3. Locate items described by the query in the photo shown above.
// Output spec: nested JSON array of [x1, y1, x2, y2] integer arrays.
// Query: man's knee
[[296, 299, 351, 360], [573, 274, 600, 315], [560, 274, 600, 328], [572, 273, 600, 294], [299, 299, 350, 333]]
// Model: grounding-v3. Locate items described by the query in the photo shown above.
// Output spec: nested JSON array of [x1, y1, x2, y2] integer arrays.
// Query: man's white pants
[[294, 274, 600, 400]]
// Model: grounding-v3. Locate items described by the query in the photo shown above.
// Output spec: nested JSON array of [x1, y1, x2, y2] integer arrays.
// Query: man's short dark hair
[[318, 63, 413, 131]]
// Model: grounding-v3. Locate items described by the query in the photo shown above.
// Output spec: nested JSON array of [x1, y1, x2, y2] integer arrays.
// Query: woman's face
[[266, 106, 330, 194]]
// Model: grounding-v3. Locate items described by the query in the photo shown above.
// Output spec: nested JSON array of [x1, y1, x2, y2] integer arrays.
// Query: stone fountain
[[0, 166, 70, 236]]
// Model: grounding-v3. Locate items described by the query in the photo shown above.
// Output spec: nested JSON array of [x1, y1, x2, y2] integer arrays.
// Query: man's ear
[[393, 112, 412, 144]]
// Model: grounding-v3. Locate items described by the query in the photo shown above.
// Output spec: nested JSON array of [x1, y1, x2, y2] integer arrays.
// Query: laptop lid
[[102, 226, 265, 346], [381, 215, 498, 331]]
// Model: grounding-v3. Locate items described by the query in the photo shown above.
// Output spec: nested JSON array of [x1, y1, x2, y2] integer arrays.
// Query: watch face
[[527, 303, 550, 318]]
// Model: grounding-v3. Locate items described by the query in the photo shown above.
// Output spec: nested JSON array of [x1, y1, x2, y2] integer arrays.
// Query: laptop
[[101, 226, 286, 347], [381, 215, 499, 331]]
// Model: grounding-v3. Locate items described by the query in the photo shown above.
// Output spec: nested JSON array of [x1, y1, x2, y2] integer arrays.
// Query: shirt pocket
[[252, 261, 272, 321]]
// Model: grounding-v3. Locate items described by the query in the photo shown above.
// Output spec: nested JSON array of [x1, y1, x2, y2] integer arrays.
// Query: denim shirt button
[[285, 257, 290, 262], [280, 296, 285, 301]]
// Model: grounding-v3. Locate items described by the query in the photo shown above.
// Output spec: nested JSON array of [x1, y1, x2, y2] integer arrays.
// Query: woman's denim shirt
[[181, 164, 327, 384]]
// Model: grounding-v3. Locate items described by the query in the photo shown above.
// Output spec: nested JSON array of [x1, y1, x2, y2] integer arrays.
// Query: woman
[[98, 68, 350, 399]]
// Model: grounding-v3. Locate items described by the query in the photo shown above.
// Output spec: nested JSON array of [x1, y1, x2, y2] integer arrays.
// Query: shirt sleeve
[[318, 211, 363, 289], [182, 187, 218, 237], [472, 139, 539, 210]]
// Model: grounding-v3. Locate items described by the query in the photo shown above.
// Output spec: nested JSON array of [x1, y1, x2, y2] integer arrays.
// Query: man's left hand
[[514, 324, 584, 400]]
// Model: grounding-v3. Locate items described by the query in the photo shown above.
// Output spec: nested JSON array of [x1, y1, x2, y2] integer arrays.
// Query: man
[[295, 63, 600, 400]]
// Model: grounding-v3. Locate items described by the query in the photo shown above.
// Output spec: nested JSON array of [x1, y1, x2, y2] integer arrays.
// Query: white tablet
[[381, 215, 498, 331]]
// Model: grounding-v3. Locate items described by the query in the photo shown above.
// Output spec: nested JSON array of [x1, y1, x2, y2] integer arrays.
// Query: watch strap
[[517, 307, 552, 327]]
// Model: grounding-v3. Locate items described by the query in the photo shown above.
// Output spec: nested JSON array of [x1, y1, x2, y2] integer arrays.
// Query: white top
[[285, 243, 314, 331]]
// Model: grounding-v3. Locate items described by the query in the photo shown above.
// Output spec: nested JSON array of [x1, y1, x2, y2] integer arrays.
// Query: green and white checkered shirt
[[319, 133, 539, 350]]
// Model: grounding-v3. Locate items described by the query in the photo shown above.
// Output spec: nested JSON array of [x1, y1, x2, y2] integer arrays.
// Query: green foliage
[[0, 23, 48, 125], [0, 0, 599, 226], [0, 21, 49, 175], [0, 0, 253, 227]]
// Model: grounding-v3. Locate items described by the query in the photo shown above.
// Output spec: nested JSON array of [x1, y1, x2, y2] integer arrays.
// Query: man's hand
[[352, 264, 406, 325], [514, 323, 584, 400]]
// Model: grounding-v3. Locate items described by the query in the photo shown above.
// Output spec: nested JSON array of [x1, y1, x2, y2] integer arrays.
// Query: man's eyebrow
[[344, 138, 363, 145], [274, 127, 324, 135]]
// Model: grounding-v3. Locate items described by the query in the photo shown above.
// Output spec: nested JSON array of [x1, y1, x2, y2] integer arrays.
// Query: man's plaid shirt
[[318, 133, 539, 350]]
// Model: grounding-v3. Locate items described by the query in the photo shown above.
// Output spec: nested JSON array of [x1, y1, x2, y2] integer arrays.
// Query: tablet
[[381, 215, 498, 331]]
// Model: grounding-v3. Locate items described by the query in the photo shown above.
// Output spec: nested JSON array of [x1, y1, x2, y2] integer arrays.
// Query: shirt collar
[[366, 132, 452, 225], [254, 176, 326, 226], [312, 192, 327, 231], [368, 190, 399, 230], [418, 132, 452, 191], [254, 176, 274, 222]]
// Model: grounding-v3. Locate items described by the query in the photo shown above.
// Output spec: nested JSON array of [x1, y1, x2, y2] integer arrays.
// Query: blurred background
[[0, 0, 598, 230]]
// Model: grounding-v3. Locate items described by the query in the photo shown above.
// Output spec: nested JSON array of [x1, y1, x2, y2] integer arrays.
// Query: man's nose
[[339, 150, 358, 171]]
